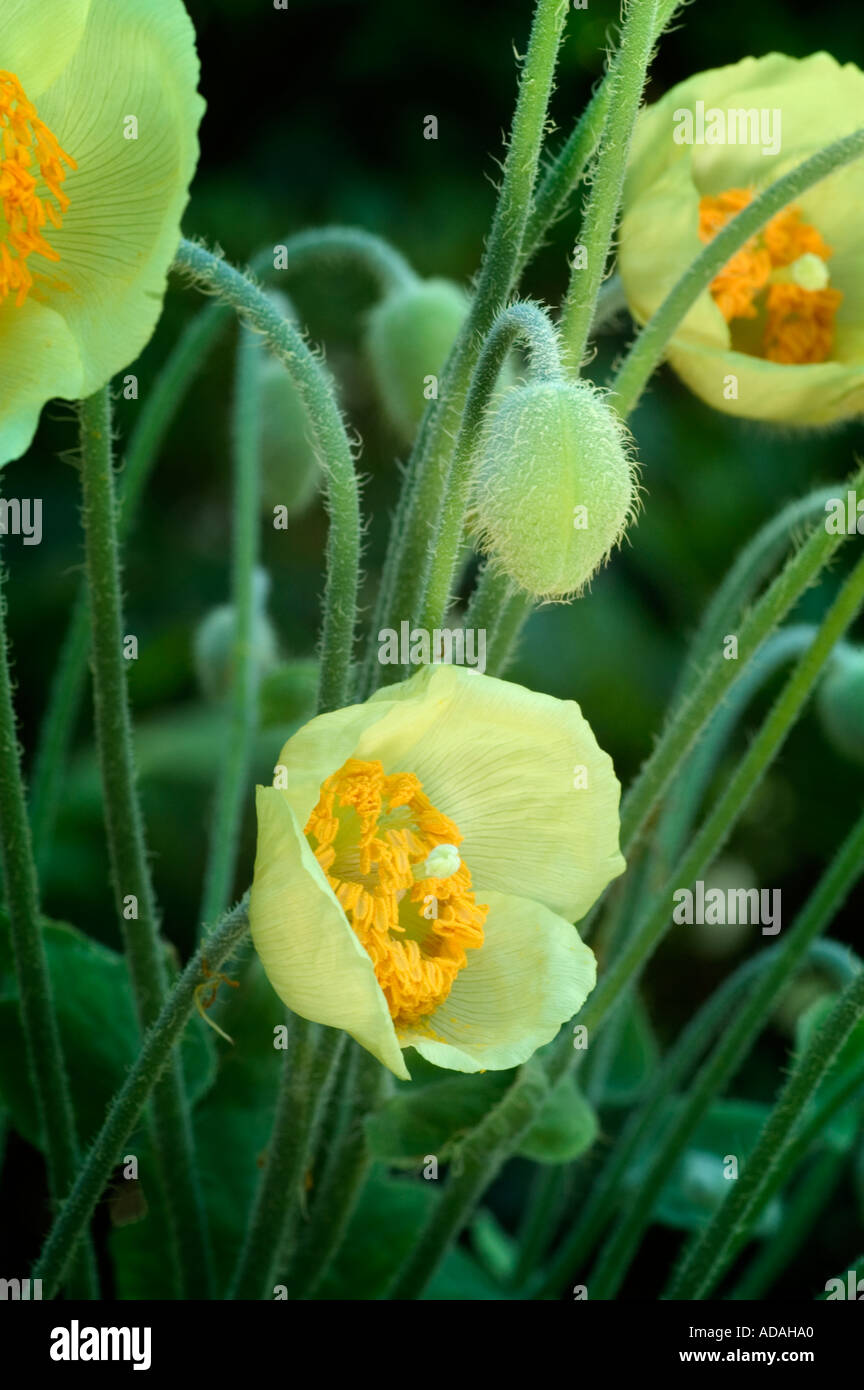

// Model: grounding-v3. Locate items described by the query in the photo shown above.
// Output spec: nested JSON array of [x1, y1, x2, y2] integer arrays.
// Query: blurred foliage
[[1, 0, 862, 1297]]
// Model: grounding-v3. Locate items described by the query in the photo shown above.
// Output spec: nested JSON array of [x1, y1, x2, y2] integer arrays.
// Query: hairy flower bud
[[365, 278, 469, 443], [194, 570, 280, 703], [818, 645, 864, 765], [471, 380, 638, 599]]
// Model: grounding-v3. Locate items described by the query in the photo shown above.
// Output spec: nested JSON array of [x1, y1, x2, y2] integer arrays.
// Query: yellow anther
[[305, 759, 486, 1027], [698, 188, 841, 364], [0, 70, 76, 305]]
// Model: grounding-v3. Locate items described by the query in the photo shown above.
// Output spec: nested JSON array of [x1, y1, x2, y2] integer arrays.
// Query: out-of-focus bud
[[818, 644, 864, 766], [471, 380, 638, 600], [194, 569, 280, 704], [365, 277, 469, 444]]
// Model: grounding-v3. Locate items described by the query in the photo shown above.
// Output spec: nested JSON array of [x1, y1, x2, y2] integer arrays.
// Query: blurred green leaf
[[595, 995, 660, 1107], [364, 1070, 512, 1168], [0, 917, 215, 1150], [516, 1073, 598, 1164]]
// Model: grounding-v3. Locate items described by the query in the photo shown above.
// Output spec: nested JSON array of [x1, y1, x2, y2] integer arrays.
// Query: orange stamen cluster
[[305, 758, 486, 1028], [698, 188, 842, 363], [0, 70, 76, 305]]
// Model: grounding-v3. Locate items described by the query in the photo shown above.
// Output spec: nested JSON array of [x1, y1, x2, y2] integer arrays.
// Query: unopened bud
[[472, 380, 638, 599]]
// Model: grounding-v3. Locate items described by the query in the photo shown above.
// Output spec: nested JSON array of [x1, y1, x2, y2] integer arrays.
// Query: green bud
[[471, 380, 638, 599], [194, 570, 280, 704], [817, 644, 864, 765], [365, 277, 469, 443], [257, 292, 321, 519]]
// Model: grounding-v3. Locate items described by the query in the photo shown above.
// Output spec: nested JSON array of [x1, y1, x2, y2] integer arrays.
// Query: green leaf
[[318, 1167, 440, 1300], [626, 1097, 782, 1236], [364, 1069, 512, 1168], [516, 1073, 598, 1163], [595, 994, 659, 1106], [0, 917, 215, 1151]]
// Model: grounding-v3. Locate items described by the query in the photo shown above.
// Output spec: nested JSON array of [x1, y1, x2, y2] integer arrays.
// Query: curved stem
[[463, 564, 534, 676], [199, 325, 262, 930], [78, 387, 213, 1297], [588, 799, 864, 1299], [32, 898, 250, 1299], [619, 461, 864, 857], [580, 551, 864, 1047], [533, 937, 850, 1297], [227, 1024, 343, 1300], [420, 301, 563, 634], [610, 126, 864, 416], [386, 1059, 549, 1300], [173, 239, 361, 714], [559, 0, 658, 368], [287, 1046, 387, 1298], [665, 963, 864, 1300], [0, 544, 98, 1299], [29, 302, 230, 863], [252, 225, 416, 295]]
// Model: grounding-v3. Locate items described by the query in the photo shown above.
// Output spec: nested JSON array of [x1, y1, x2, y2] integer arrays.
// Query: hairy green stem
[[559, 0, 658, 368], [174, 239, 360, 713], [588, 799, 864, 1299], [199, 326, 262, 930], [0, 544, 98, 1298], [227, 1024, 343, 1300], [534, 938, 850, 1297], [29, 302, 230, 865], [619, 461, 864, 857], [580, 552, 864, 1044], [610, 127, 864, 416], [387, 1059, 550, 1300], [420, 301, 564, 633], [522, 0, 683, 263], [464, 565, 534, 676], [379, 0, 570, 658], [33, 898, 249, 1298], [78, 387, 213, 1297], [665, 963, 864, 1300], [287, 1047, 387, 1298]]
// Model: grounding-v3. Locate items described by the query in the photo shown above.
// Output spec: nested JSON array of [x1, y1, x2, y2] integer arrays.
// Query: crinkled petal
[[0, 0, 91, 98], [31, 0, 204, 397], [249, 786, 408, 1079], [398, 890, 596, 1073], [355, 664, 625, 922], [667, 341, 864, 425], [0, 298, 83, 464]]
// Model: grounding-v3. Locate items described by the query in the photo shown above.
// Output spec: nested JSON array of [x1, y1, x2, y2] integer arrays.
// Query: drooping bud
[[471, 380, 638, 599], [817, 644, 864, 765], [365, 277, 469, 443], [194, 569, 280, 704], [258, 290, 321, 519]]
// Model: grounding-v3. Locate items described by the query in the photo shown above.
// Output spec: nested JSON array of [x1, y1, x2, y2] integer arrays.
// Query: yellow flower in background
[[0, 0, 204, 465], [619, 53, 864, 425], [250, 664, 624, 1078]]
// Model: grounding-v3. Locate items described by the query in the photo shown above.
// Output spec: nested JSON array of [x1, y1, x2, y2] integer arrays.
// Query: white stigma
[[790, 252, 829, 292], [421, 843, 461, 879]]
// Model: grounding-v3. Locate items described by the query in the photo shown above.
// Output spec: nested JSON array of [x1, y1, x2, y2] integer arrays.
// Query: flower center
[[0, 70, 76, 306], [305, 757, 487, 1028], [698, 188, 843, 364]]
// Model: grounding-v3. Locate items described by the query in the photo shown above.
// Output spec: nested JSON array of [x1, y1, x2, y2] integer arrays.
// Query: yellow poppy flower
[[0, 0, 204, 464], [250, 664, 624, 1078], [619, 53, 864, 424]]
